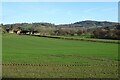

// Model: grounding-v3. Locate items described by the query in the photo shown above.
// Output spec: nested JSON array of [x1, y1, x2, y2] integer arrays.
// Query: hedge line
[[32, 35, 120, 44]]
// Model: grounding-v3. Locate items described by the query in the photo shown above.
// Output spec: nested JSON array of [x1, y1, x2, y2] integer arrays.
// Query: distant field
[[2, 34, 119, 78], [37, 35, 119, 44]]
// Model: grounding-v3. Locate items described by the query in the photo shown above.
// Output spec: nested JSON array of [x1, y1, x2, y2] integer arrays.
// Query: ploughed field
[[2, 34, 119, 78]]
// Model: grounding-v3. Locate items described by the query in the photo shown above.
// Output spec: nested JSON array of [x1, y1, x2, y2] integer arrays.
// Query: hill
[[57, 20, 118, 28], [1, 20, 120, 40]]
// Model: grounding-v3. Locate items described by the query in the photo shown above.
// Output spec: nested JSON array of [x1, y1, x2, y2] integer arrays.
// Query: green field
[[2, 34, 119, 78]]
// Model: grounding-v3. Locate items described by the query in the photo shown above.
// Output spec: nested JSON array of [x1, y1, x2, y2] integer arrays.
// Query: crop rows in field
[[1, 63, 118, 67], [2, 34, 119, 78], [2, 63, 119, 78]]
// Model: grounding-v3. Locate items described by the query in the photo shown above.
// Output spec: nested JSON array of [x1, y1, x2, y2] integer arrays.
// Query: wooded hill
[[1, 20, 120, 40]]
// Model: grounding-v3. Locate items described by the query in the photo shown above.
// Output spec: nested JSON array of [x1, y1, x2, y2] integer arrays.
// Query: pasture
[[2, 34, 119, 78]]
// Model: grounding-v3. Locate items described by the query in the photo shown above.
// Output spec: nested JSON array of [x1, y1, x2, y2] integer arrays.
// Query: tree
[[77, 29, 83, 36]]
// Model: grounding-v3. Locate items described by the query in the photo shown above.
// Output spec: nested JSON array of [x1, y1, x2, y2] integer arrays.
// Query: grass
[[2, 33, 119, 78], [42, 35, 119, 44]]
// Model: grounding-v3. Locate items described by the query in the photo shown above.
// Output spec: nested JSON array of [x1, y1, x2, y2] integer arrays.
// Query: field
[[2, 34, 119, 78]]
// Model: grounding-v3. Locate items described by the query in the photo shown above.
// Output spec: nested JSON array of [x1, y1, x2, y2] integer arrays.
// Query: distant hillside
[[2, 20, 118, 29], [1, 20, 120, 40], [68, 20, 118, 28]]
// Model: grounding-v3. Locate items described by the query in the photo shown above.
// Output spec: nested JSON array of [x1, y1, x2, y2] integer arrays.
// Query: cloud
[[48, 9, 60, 14], [101, 7, 117, 12], [83, 8, 99, 13], [83, 7, 117, 13]]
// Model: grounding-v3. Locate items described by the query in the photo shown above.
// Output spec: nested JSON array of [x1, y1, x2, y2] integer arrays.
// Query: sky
[[2, 2, 118, 24]]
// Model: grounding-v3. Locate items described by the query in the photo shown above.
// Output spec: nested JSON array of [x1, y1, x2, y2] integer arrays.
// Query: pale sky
[[2, 2, 118, 24]]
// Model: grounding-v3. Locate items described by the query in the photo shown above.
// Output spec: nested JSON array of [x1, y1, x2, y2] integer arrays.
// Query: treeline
[[0, 22, 120, 40], [92, 25, 120, 40], [0, 23, 87, 36]]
